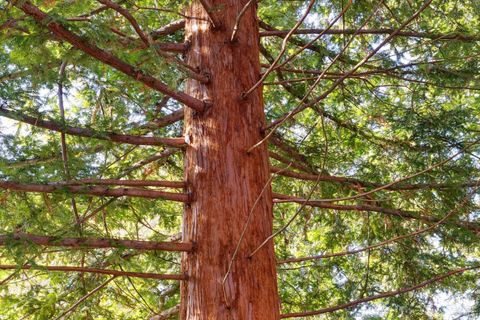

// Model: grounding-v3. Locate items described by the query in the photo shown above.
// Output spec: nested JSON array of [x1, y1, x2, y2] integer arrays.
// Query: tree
[[1, 0, 480, 318]]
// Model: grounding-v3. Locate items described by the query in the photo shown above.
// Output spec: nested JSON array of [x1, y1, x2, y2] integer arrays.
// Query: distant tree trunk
[[181, 0, 281, 318]]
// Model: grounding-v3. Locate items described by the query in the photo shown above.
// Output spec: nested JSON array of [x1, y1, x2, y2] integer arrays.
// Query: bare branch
[[260, 28, 480, 42], [151, 20, 185, 39], [13, 1, 206, 112], [53, 276, 116, 320], [0, 264, 186, 280], [270, 166, 371, 186], [272, 193, 480, 233], [0, 233, 193, 252], [58, 60, 82, 231], [50, 179, 186, 188], [243, 0, 317, 98], [0, 70, 27, 82], [269, 133, 316, 173], [150, 305, 180, 320], [230, 0, 256, 42], [0, 181, 189, 201], [98, 0, 207, 82], [278, 186, 479, 264], [0, 106, 186, 148], [273, 138, 480, 206], [265, 0, 433, 134], [271, 167, 480, 191], [97, 0, 151, 46], [143, 109, 184, 129], [280, 265, 480, 318], [269, 152, 312, 174]]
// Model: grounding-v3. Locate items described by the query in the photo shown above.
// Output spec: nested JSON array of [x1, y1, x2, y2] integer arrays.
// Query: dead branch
[[0, 233, 193, 252]]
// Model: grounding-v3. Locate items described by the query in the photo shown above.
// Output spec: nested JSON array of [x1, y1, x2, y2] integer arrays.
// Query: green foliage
[[1, 0, 480, 319]]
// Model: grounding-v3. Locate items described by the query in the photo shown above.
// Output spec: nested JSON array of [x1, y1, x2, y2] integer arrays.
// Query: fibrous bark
[[181, 1, 280, 318]]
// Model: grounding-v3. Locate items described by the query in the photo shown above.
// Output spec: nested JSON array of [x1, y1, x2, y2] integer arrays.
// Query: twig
[[0, 232, 193, 251], [0, 180, 189, 201], [53, 276, 116, 320], [58, 61, 82, 233], [249, 0, 384, 152], [280, 265, 480, 318], [0, 264, 186, 280], [242, 0, 316, 98], [0, 106, 186, 148], [262, 0, 434, 143], [230, 0, 257, 42], [278, 184, 480, 264], [13, 1, 206, 112]]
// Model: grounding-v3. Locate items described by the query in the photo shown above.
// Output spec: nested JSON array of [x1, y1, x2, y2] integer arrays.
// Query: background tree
[[1, 0, 480, 319]]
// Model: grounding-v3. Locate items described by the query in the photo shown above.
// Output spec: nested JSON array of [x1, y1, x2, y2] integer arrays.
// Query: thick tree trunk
[[181, 1, 280, 318]]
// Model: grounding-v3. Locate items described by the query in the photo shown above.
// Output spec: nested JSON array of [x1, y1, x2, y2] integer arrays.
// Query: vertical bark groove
[[181, 1, 280, 318]]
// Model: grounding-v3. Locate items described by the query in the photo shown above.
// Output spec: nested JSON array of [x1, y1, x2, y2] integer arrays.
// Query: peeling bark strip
[[0, 233, 193, 252], [14, 1, 205, 112], [0, 181, 188, 201], [181, 1, 280, 318], [0, 264, 186, 280], [0, 107, 185, 147]]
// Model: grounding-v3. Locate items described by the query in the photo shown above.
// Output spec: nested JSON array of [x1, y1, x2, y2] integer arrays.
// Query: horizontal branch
[[271, 167, 480, 191], [155, 42, 187, 53], [272, 193, 480, 233], [0, 264, 186, 280], [271, 166, 368, 186], [14, 1, 206, 112], [259, 20, 334, 58], [109, 26, 187, 53], [50, 179, 186, 188], [119, 148, 178, 177], [143, 109, 184, 129], [0, 107, 185, 148], [280, 265, 480, 318], [0, 233, 193, 252], [151, 19, 185, 39], [270, 134, 315, 173], [277, 187, 478, 264], [0, 181, 188, 201], [260, 28, 480, 42], [260, 47, 418, 151]]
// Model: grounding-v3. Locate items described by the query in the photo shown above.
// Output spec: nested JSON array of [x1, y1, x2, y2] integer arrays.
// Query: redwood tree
[[1, 0, 480, 319]]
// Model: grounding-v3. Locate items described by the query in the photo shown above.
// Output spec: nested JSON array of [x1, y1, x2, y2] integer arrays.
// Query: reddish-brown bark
[[0, 233, 193, 252], [272, 193, 480, 233], [0, 107, 185, 148], [260, 28, 480, 42], [0, 264, 186, 281], [0, 181, 188, 201], [181, 1, 280, 318], [50, 178, 186, 188]]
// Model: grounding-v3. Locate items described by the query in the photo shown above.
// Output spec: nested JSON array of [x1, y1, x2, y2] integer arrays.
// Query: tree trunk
[[181, 1, 281, 318]]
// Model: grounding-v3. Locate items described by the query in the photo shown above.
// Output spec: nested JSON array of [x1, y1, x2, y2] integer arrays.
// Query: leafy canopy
[[1, 0, 480, 319]]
